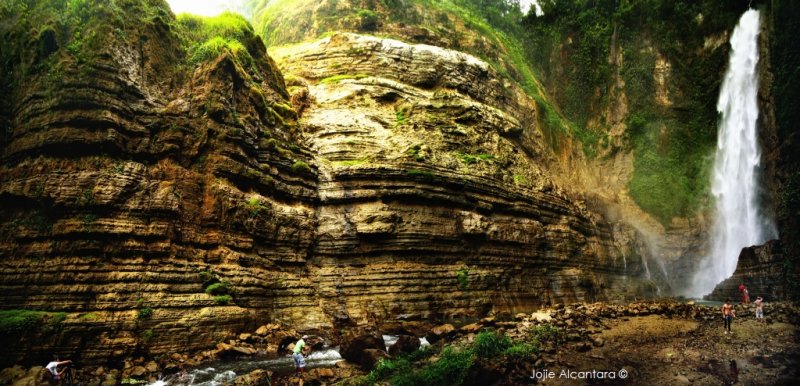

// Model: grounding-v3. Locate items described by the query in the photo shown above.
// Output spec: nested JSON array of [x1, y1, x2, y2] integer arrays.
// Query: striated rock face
[[274, 32, 655, 325], [707, 240, 786, 301], [0, 0, 315, 366], [0, 1, 654, 367]]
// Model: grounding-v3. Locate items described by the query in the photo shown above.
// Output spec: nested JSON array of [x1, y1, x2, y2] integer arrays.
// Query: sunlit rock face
[[0, 2, 653, 367], [272, 32, 655, 323]]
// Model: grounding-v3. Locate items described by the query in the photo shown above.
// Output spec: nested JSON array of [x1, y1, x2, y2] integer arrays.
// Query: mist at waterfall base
[[687, 9, 777, 298]]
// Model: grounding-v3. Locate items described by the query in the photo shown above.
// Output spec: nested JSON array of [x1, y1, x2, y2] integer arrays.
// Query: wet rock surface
[[2, 300, 798, 385]]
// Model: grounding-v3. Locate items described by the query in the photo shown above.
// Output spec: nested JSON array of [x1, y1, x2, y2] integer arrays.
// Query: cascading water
[[688, 9, 777, 297]]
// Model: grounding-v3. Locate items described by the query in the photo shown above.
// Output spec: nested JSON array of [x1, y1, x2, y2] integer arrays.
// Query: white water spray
[[689, 9, 777, 297]]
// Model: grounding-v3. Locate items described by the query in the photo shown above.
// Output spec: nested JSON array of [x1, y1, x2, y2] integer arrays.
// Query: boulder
[[144, 361, 159, 373], [459, 323, 483, 333], [426, 323, 455, 343], [216, 342, 257, 358], [388, 335, 421, 356], [340, 329, 386, 370], [229, 369, 272, 386], [361, 349, 391, 370]]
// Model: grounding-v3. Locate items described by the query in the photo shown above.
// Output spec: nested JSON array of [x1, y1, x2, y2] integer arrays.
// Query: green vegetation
[[245, 196, 270, 217], [504, 342, 537, 360], [472, 330, 510, 357], [456, 267, 469, 290], [406, 169, 434, 178], [391, 347, 474, 386], [350, 328, 561, 386], [291, 160, 313, 175], [0, 310, 65, 335], [519, 0, 745, 223], [198, 271, 236, 303], [80, 312, 98, 320], [628, 116, 711, 223], [137, 307, 153, 319], [456, 152, 494, 165], [0, 0, 177, 101], [205, 282, 230, 296], [333, 158, 370, 167], [357, 9, 379, 31], [406, 144, 425, 162], [178, 12, 256, 70], [141, 329, 154, 342], [319, 73, 369, 84]]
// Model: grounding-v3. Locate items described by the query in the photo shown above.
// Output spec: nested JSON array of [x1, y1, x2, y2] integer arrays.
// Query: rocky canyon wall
[[0, 0, 654, 367]]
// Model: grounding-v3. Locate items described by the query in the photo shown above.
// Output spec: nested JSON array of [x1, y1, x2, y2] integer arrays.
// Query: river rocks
[[388, 335, 421, 356], [0, 366, 41, 386], [225, 369, 273, 386], [216, 342, 258, 358], [426, 323, 456, 343], [339, 329, 386, 370], [459, 322, 484, 334]]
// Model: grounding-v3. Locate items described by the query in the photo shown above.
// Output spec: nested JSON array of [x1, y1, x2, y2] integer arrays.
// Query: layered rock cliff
[[0, 0, 662, 367]]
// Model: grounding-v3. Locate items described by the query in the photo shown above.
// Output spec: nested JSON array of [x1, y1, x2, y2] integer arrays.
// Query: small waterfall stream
[[145, 349, 343, 386], [145, 336, 429, 386], [689, 9, 777, 297]]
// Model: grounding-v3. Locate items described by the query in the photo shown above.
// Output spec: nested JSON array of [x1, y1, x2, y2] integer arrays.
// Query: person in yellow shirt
[[292, 335, 308, 376]]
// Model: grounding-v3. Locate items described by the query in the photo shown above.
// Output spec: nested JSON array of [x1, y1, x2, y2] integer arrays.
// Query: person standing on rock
[[45, 356, 72, 385], [722, 298, 736, 335], [738, 283, 750, 304], [755, 296, 764, 323], [292, 335, 308, 377]]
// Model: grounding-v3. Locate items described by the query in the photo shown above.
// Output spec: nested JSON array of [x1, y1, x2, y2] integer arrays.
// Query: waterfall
[[688, 9, 777, 297]]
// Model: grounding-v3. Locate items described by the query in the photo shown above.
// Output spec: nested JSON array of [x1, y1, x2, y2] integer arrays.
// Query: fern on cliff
[[178, 11, 257, 70]]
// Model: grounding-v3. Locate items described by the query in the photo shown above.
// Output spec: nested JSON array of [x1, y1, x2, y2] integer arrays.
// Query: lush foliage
[[390, 346, 475, 386], [473, 330, 511, 358], [291, 160, 312, 175], [519, 0, 745, 223], [205, 282, 230, 296], [177, 12, 257, 70], [137, 307, 153, 319], [0, 310, 64, 334], [349, 325, 564, 385], [0, 0, 175, 106], [248, 0, 753, 223], [455, 267, 469, 290]]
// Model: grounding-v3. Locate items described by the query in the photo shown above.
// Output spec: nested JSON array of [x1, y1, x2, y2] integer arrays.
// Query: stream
[[145, 335, 429, 385]]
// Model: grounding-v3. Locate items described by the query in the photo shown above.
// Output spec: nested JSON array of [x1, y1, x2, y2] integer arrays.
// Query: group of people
[[41, 285, 764, 385], [721, 283, 765, 335]]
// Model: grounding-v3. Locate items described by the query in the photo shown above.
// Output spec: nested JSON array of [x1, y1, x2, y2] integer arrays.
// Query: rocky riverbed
[[1, 300, 797, 386]]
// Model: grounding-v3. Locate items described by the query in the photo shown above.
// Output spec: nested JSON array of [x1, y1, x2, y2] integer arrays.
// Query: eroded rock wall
[[0, 0, 317, 366], [0, 1, 653, 367]]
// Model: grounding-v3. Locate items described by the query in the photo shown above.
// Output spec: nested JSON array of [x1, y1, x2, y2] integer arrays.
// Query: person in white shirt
[[45, 356, 72, 385]]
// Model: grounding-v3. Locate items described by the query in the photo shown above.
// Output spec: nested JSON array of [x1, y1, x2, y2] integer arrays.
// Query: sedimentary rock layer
[[0, 2, 651, 366]]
